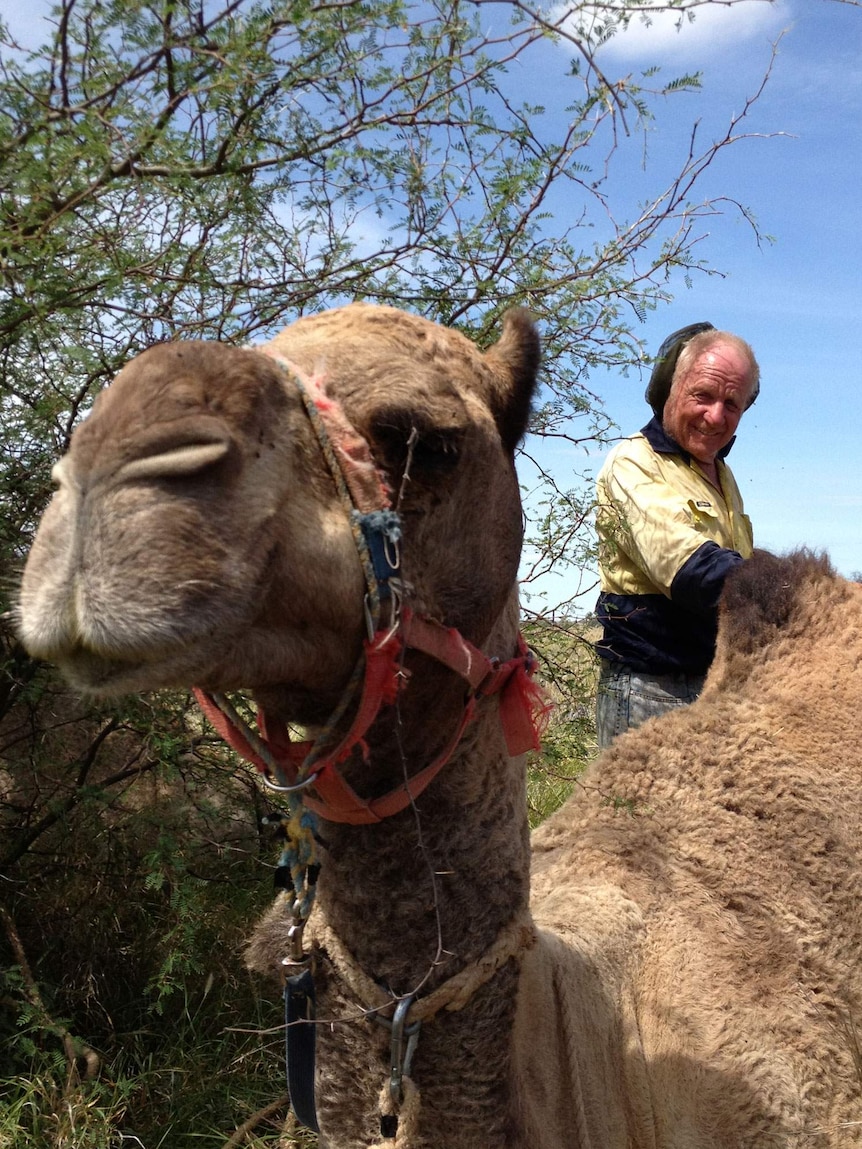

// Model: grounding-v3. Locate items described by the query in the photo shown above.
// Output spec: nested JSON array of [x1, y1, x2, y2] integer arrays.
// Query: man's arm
[[670, 541, 745, 614]]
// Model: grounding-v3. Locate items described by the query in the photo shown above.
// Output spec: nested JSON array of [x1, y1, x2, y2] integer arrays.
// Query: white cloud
[[558, 0, 790, 63]]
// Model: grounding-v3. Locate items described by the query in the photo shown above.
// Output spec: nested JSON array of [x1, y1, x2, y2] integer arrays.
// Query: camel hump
[[719, 548, 836, 652], [706, 548, 847, 698]]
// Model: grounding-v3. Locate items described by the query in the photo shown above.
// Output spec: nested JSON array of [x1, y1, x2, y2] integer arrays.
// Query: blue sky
[[543, 1, 862, 594]]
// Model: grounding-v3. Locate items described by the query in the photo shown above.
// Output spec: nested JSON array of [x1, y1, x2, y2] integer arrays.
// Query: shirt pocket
[[686, 498, 721, 536]]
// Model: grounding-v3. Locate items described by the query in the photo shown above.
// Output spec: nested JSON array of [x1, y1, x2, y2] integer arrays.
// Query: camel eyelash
[[370, 411, 463, 475]]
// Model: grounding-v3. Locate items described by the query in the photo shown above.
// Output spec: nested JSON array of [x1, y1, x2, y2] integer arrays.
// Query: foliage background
[[1, 0, 852, 1144]]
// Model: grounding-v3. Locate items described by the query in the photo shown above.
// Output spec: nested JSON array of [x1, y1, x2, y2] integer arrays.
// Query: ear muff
[[645, 321, 715, 417]]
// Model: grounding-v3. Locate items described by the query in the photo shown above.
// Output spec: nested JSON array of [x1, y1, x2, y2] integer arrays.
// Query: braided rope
[[312, 910, 536, 1143], [311, 907, 537, 1023], [301, 656, 367, 771], [292, 377, 379, 609], [369, 1076, 422, 1148]]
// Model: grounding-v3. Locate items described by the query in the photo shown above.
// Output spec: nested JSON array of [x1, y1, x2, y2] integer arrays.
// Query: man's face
[[662, 343, 754, 465]]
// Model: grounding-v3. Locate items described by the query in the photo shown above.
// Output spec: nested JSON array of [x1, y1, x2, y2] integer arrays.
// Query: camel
[[16, 302, 862, 1148]]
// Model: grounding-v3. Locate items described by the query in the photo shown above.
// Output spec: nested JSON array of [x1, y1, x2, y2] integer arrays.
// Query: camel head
[[17, 304, 540, 728]]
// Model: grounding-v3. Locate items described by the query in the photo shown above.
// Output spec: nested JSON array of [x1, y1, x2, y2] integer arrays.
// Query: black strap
[[284, 967, 320, 1133]]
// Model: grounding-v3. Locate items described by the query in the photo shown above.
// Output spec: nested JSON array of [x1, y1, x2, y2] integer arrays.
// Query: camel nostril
[[115, 440, 231, 482]]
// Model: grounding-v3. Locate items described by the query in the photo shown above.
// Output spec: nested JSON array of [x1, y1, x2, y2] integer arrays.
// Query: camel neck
[[314, 702, 532, 996]]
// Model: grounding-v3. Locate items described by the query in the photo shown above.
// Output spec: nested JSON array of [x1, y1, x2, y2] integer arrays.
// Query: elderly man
[[594, 322, 760, 748]]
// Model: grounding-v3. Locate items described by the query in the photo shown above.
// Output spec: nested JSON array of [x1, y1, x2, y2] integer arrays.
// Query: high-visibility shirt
[[595, 417, 754, 674]]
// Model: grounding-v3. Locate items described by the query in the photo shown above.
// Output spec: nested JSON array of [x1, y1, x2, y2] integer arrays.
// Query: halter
[[193, 349, 547, 827]]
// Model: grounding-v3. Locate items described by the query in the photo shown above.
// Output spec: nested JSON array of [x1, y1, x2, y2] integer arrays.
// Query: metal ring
[[260, 769, 320, 794]]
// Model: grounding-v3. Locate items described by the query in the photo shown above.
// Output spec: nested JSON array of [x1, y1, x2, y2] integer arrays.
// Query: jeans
[[595, 660, 706, 750]]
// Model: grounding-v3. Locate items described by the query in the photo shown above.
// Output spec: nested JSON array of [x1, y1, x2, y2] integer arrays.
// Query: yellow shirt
[[597, 432, 753, 597], [595, 420, 754, 673]]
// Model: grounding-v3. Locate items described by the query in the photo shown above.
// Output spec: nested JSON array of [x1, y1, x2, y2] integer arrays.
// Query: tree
[[0, 0, 786, 587], [0, 1, 854, 1143]]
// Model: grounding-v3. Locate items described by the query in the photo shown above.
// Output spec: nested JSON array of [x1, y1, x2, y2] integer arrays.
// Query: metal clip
[[382, 529, 401, 578], [365, 581, 412, 648], [388, 577, 414, 603], [387, 996, 421, 1107], [287, 917, 307, 963]]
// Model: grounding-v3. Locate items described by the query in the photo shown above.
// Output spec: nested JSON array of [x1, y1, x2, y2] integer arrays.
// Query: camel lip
[[50, 642, 207, 698], [52, 646, 308, 703], [55, 652, 159, 696]]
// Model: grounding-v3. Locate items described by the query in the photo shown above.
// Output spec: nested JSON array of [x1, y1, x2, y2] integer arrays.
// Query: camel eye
[[369, 410, 463, 481]]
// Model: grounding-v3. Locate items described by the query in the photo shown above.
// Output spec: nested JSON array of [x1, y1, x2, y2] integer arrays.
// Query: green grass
[[524, 616, 600, 826], [0, 977, 290, 1148]]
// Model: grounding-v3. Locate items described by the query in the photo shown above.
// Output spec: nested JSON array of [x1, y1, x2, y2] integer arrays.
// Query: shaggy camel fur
[[17, 303, 862, 1148]]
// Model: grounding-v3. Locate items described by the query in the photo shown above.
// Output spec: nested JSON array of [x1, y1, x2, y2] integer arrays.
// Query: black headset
[[644, 321, 759, 417], [644, 321, 715, 416]]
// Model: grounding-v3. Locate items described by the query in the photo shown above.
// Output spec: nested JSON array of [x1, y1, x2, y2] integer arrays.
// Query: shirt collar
[[641, 414, 735, 461]]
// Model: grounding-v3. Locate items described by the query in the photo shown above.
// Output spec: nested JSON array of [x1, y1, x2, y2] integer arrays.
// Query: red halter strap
[[194, 608, 546, 825]]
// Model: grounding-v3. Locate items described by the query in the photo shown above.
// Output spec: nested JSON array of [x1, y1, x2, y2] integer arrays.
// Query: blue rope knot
[[353, 509, 402, 598], [272, 804, 320, 920]]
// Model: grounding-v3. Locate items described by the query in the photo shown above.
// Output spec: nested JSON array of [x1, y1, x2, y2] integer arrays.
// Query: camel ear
[[483, 308, 541, 454]]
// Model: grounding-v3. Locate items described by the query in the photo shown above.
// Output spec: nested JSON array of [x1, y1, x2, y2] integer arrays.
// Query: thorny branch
[[1, 902, 101, 1083]]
